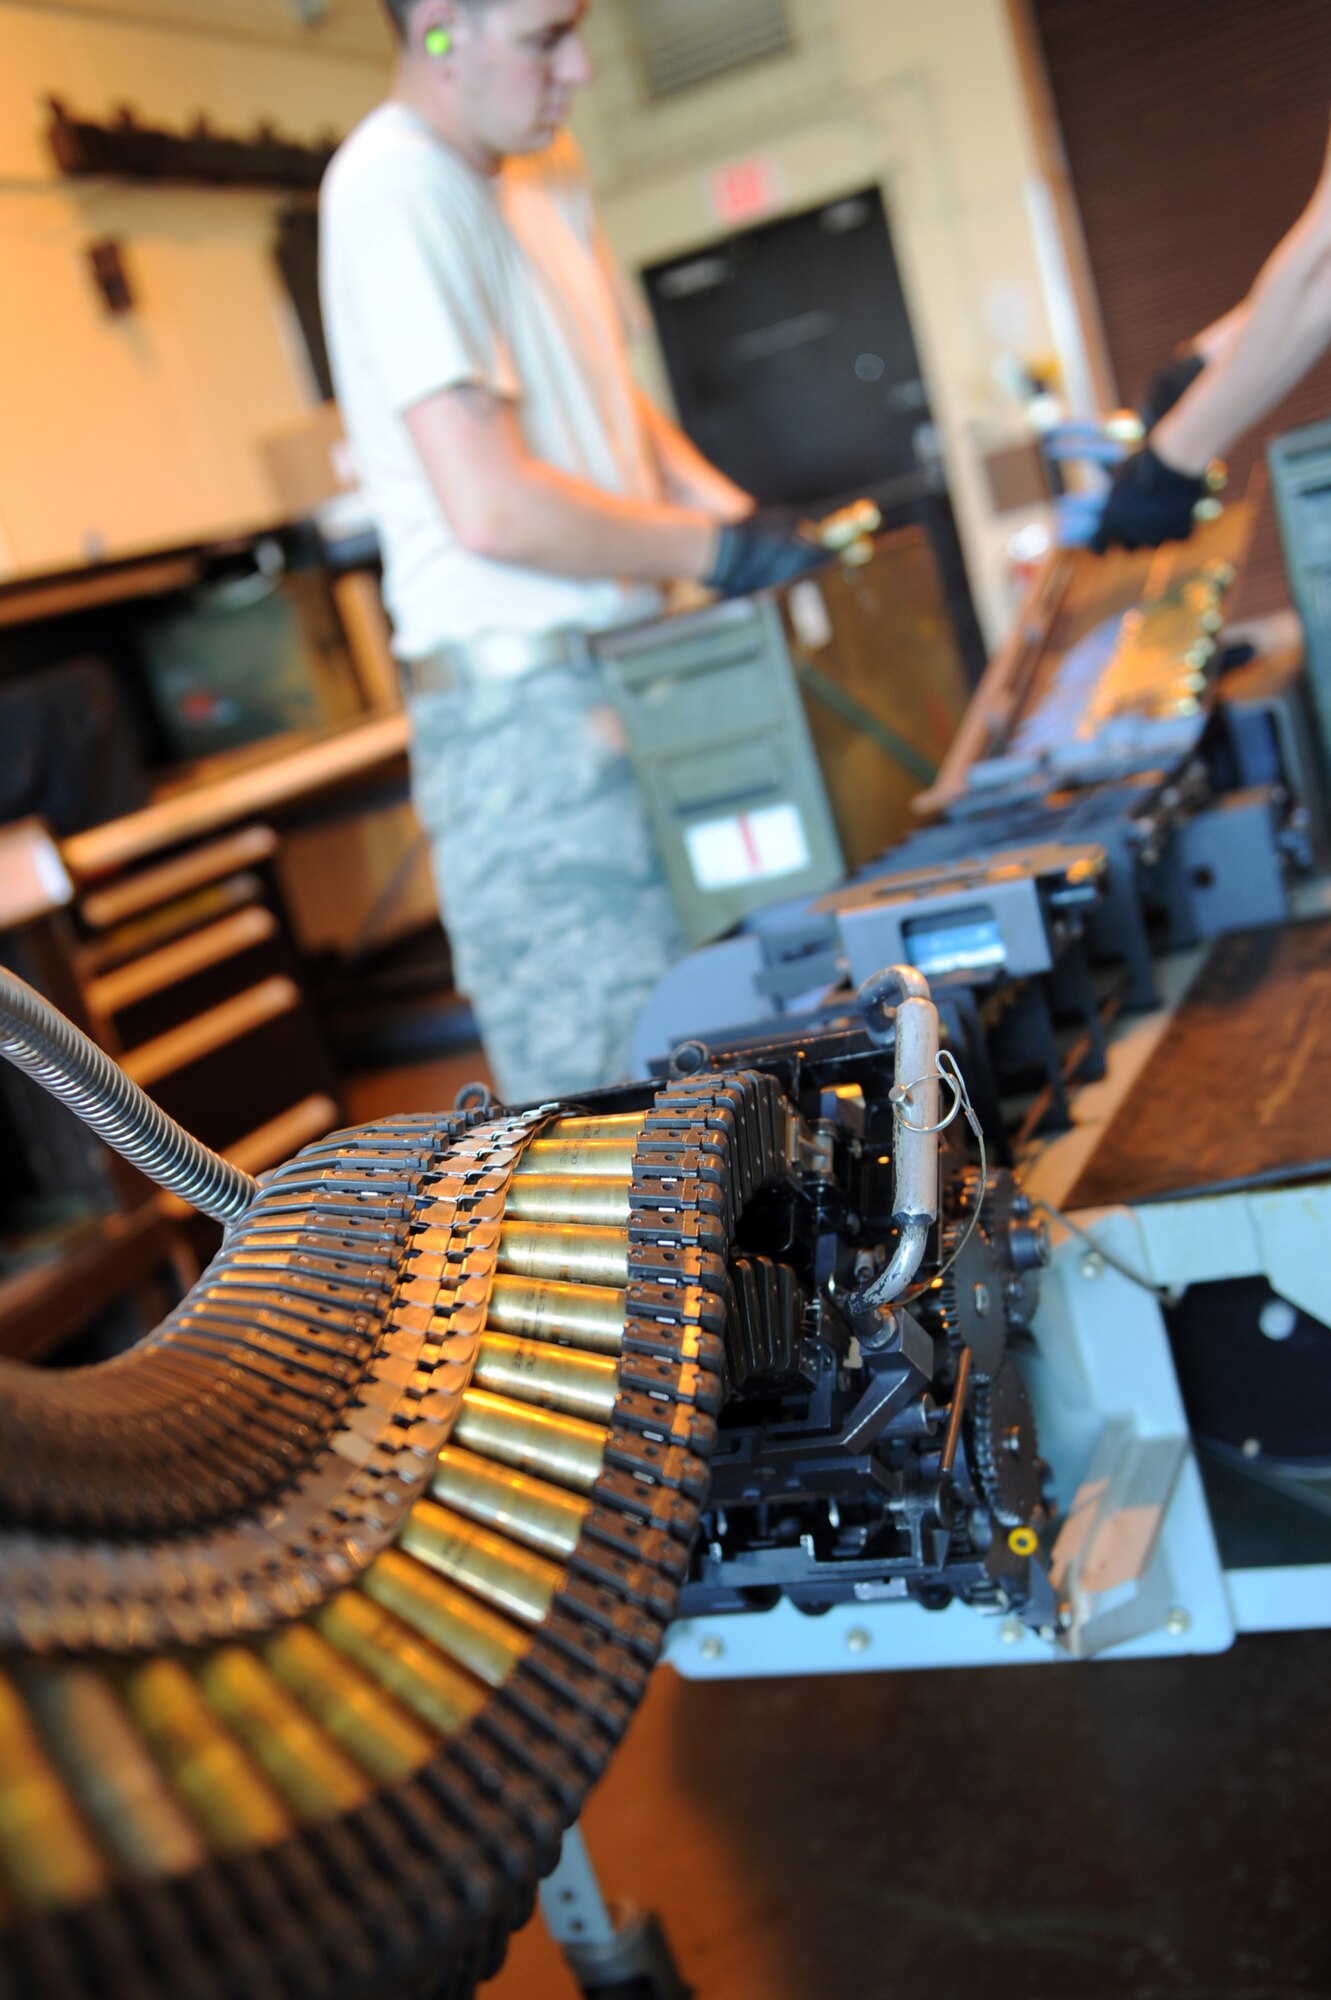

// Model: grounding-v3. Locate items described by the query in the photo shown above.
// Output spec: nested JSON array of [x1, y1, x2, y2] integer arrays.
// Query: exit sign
[[708, 156, 782, 226]]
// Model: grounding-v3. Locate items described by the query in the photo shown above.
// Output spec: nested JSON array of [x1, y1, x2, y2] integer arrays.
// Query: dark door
[[642, 187, 985, 676], [643, 186, 935, 507]]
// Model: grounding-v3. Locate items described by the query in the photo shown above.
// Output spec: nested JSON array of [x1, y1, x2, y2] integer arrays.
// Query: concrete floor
[[341, 1056, 1330, 2000]]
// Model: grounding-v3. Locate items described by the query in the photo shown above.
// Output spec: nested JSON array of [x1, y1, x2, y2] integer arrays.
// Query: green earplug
[[424, 25, 451, 55]]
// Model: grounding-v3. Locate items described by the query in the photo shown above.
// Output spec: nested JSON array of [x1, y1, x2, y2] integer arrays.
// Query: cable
[[0, 967, 257, 1225]]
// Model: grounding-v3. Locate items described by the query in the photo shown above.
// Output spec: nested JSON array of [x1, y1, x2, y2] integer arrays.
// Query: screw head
[[1241, 1437, 1262, 1459], [1079, 1251, 1104, 1280], [1258, 1300, 1298, 1341], [845, 1626, 871, 1654], [1165, 1606, 1191, 1637], [699, 1635, 725, 1662], [999, 1617, 1024, 1645], [973, 1282, 991, 1317], [1037, 1624, 1058, 1643]]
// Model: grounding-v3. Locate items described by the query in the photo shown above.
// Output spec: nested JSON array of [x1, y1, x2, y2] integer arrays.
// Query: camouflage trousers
[[406, 660, 685, 1105]]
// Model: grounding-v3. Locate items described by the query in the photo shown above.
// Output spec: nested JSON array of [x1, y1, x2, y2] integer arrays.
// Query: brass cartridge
[[121, 1658, 293, 1854], [453, 1387, 606, 1492], [475, 1332, 620, 1420], [360, 1547, 527, 1689], [487, 1272, 626, 1352], [515, 1136, 637, 1178], [496, 1221, 630, 1288], [0, 1670, 108, 1910], [504, 1174, 632, 1225], [26, 1666, 207, 1879], [432, 1444, 588, 1558], [260, 1624, 434, 1784], [398, 1498, 563, 1627], [314, 1590, 485, 1738], [548, 1113, 647, 1140], [196, 1647, 370, 1822]]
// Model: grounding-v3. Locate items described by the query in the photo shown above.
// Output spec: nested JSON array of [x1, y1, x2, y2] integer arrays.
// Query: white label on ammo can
[[684, 803, 811, 890]]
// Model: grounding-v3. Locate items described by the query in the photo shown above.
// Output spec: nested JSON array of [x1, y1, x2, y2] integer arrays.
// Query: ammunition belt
[[0, 1069, 795, 1999], [0, 1108, 548, 1652]]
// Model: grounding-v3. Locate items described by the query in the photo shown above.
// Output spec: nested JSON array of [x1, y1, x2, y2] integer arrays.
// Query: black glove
[[705, 504, 835, 599], [1091, 444, 1207, 554], [1138, 349, 1206, 432]]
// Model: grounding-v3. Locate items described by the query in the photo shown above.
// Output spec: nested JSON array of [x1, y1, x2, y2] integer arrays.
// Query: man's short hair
[[383, 0, 488, 40], [383, 0, 419, 38]]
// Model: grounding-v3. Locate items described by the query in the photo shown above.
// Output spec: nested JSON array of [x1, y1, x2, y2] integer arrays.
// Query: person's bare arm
[[1154, 119, 1331, 473], [403, 383, 721, 580], [1191, 301, 1249, 367], [633, 392, 754, 521]]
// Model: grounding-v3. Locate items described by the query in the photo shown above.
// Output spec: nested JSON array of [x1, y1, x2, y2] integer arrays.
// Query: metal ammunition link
[[0, 1107, 554, 1654], [504, 1066, 796, 1810]]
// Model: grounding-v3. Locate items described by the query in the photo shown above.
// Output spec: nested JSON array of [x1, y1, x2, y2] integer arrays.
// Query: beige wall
[[573, 0, 1097, 641], [0, 0, 391, 580]]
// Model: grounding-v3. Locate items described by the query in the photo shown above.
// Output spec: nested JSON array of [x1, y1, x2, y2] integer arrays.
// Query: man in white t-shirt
[[321, 0, 829, 1101]]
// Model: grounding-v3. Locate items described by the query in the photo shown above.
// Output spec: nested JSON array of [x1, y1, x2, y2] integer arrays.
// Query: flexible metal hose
[[0, 967, 257, 1224]]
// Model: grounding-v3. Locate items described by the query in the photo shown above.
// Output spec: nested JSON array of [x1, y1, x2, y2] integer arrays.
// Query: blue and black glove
[[1091, 444, 1211, 553], [705, 505, 836, 599]]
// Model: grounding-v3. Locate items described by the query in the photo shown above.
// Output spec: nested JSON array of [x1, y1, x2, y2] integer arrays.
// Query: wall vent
[[631, 0, 792, 99]]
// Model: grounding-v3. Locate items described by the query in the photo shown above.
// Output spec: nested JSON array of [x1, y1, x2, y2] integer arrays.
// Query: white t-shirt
[[320, 104, 664, 658]]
